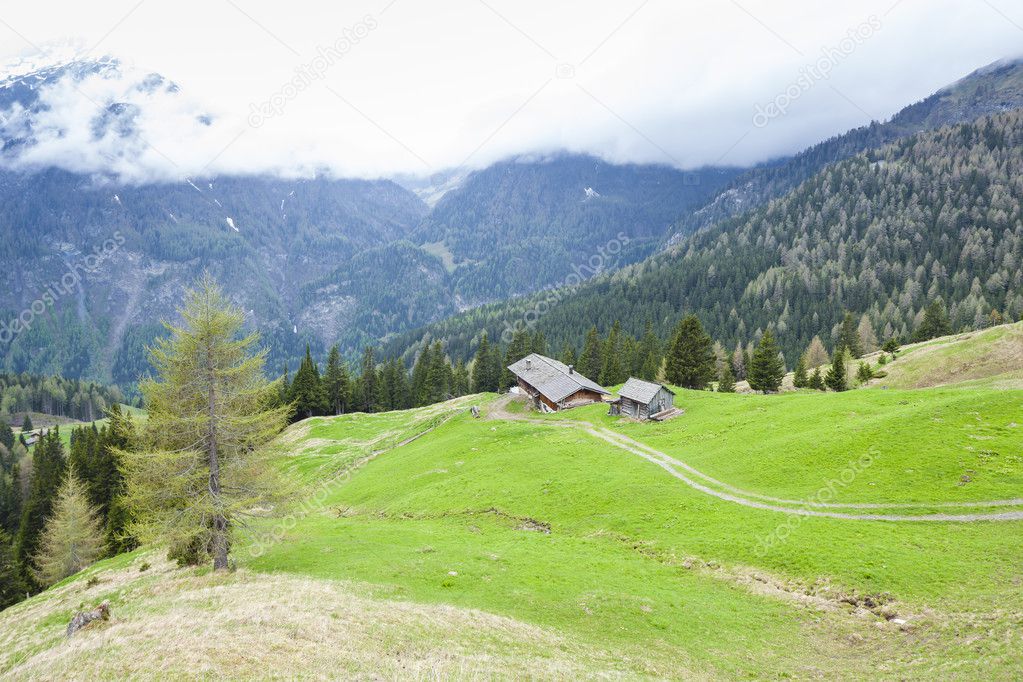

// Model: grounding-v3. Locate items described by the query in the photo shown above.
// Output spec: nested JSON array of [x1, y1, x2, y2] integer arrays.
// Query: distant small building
[[507, 353, 611, 412], [610, 378, 676, 420]]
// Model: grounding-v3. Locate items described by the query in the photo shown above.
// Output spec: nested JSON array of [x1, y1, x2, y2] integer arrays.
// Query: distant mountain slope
[[671, 57, 1023, 239], [0, 169, 428, 383], [413, 155, 741, 306], [387, 109, 1023, 365]]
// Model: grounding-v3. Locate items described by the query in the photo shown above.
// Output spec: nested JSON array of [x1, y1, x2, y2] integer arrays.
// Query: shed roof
[[507, 353, 610, 403], [618, 377, 675, 405]]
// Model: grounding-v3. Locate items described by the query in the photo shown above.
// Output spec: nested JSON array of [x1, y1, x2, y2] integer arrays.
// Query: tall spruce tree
[[748, 330, 785, 393], [913, 300, 952, 342], [122, 275, 289, 571], [425, 341, 452, 404], [578, 327, 603, 380], [452, 360, 470, 397], [501, 329, 532, 390], [0, 529, 28, 610], [358, 347, 381, 412], [599, 321, 626, 386], [664, 315, 716, 389], [839, 312, 863, 358], [792, 356, 808, 388], [637, 321, 661, 382], [290, 346, 327, 419], [0, 419, 13, 451], [323, 345, 351, 416], [824, 346, 849, 392], [717, 362, 736, 393], [560, 343, 578, 368], [471, 332, 500, 393], [531, 332, 548, 356]]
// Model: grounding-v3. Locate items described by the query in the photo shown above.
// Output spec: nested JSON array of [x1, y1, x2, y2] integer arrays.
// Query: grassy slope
[[3, 341, 1021, 678], [873, 321, 1023, 390], [243, 387, 1021, 678], [0, 552, 641, 680]]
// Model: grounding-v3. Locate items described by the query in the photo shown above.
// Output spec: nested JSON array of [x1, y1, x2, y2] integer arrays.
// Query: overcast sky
[[1, 0, 1022, 181]]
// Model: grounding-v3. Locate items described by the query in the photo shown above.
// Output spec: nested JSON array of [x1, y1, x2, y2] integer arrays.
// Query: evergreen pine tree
[[560, 343, 577, 368], [290, 346, 327, 419], [839, 312, 863, 358], [599, 321, 626, 386], [882, 338, 901, 354], [471, 333, 499, 393], [578, 327, 603, 380], [856, 362, 874, 384], [824, 346, 849, 392], [637, 321, 661, 382], [792, 356, 808, 388], [0, 464, 22, 535], [717, 362, 736, 393], [0, 419, 13, 451], [531, 332, 548, 356], [359, 347, 380, 412], [411, 344, 433, 406], [913, 300, 952, 342], [808, 367, 825, 390], [452, 360, 470, 397], [664, 315, 716, 389], [21, 415, 33, 434], [0, 530, 28, 610], [425, 341, 452, 404], [32, 470, 105, 586], [323, 345, 350, 415], [748, 330, 785, 393], [501, 329, 532, 390]]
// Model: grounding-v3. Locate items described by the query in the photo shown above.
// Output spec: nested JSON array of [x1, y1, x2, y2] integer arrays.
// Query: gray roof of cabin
[[618, 377, 674, 405], [507, 353, 611, 403]]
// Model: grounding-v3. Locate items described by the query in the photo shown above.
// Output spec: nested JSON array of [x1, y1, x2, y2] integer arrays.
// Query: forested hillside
[[411, 155, 740, 305], [671, 57, 1023, 238], [387, 110, 1023, 366]]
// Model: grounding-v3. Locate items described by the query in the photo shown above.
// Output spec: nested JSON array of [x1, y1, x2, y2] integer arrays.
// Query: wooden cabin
[[610, 378, 676, 420], [507, 354, 611, 412]]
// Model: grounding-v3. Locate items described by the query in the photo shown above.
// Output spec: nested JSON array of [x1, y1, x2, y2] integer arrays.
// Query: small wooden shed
[[610, 378, 675, 420]]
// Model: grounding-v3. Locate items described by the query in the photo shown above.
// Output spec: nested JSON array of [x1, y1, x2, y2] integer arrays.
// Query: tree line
[[0, 373, 127, 423], [0, 405, 136, 609]]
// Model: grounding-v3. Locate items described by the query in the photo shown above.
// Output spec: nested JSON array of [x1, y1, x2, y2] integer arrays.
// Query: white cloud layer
[[0, 0, 1021, 182]]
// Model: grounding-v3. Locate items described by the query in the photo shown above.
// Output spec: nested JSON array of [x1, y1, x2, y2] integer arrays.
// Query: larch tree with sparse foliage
[[123, 275, 290, 571], [32, 470, 105, 586]]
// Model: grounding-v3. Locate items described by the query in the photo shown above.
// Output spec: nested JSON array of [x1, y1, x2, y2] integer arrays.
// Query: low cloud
[[0, 0, 1021, 183]]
